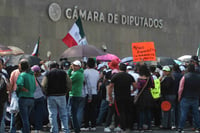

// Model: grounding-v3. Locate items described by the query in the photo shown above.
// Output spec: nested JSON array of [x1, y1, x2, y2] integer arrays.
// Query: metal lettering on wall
[[49, 4, 163, 29]]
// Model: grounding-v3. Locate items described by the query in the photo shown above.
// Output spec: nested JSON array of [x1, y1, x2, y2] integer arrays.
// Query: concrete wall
[[0, 0, 200, 60]]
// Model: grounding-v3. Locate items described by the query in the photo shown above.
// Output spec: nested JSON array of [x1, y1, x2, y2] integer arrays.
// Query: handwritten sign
[[132, 42, 156, 62]]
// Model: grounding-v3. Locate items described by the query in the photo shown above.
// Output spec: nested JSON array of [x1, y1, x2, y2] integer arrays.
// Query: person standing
[[0, 57, 9, 133], [31, 65, 46, 133], [81, 58, 99, 131], [136, 65, 155, 131], [178, 64, 200, 133], [108, 63, 137, 132], [8, 60, 23, 133], [67, 60, 84, 133], [42, 62, 72, 133], [160, 66, 175, 129], [16, 60, 36, 133]]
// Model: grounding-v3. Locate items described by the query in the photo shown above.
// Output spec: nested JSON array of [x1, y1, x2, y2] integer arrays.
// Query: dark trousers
[[115, 99, 132, 130], [152, 98, 161, 126], [105, 102, 119, 127], [83, 95, 98, 128], [0, 101, 5, 125]]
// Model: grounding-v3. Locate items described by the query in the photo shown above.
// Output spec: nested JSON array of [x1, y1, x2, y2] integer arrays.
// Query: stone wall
[[0, 0, 199, 60]]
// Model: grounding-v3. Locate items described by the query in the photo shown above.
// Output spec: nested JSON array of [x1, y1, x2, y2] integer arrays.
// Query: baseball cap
[[72, 60, 81, 67], [126, 65, 132, 70], [162, 66, 170, 72]]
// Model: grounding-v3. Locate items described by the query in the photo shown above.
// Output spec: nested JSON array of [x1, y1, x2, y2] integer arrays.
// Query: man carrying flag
[[32, 36, 40, 57], [62, 17, 88, 47]]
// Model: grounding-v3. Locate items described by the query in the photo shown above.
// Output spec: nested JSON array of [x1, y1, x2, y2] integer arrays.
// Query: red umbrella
[[96, 53, 121, 62]]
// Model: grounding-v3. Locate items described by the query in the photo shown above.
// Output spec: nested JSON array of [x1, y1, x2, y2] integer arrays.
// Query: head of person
[[126, 65, 133, 72], [31, 65, 41, 76], [173, 64, 181, 73], [190, 55, 199, 65], [108, 59, 119, 70], [19, 59, 30, 72], [187, 63, 195, 73], [119, 63, 127, 72], [49, 61, 59, 70], [72, 60, 81, 71], [162, 65, 171, 76], [60, 60, 71, 70], [87, 58, 96, 68], [139, 64, 150, 77]]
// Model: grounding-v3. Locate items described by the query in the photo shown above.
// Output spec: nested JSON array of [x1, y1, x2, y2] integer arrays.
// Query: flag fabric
[[196, 44, 200, 56], [62, 17, 88, 47], [32, 37, 40, 57]]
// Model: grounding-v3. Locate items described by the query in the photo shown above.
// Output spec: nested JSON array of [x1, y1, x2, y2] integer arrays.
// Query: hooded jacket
[[68, 68, 84, 97]]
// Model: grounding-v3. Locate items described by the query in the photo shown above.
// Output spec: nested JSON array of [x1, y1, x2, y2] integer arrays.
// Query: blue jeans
[[69, 96, 85, 133], [178, 97, 200, 129], [96, 99, 109, 125], [161, 95, 176, 128], [18, 98, 34, 133], [47, 96, 69, 133], [10, 113, 16, 133]]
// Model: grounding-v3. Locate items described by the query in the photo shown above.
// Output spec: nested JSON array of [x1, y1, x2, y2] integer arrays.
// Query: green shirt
[[16, 70, 36, 98], [68, 68, 84, 97]]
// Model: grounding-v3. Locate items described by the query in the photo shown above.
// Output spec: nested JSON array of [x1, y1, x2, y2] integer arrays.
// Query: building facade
[[0, 0, 199, 60]]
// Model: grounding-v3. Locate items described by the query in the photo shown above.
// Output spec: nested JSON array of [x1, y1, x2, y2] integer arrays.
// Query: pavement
[[5, 125, 199, 133]]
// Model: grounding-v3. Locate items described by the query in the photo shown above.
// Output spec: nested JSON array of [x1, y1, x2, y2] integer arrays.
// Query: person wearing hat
[[160, 65, 176, 130], [42, 62, 72, 133], [31, 65, 46, 132], [108, 59, 119, 74], [68, 60, 84, 133]]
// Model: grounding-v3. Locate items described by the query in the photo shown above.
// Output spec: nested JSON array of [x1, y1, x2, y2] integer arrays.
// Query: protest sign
[[132, 42, 156, 62]]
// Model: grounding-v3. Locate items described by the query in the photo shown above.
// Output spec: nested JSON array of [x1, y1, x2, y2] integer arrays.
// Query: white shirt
[[84, 68, 99, 96]]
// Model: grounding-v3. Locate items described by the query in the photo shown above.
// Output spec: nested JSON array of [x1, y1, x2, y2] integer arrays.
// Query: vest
[[46, 68, 67, 96], [151, 79, 161, 99], [182, 72, 200, 98]]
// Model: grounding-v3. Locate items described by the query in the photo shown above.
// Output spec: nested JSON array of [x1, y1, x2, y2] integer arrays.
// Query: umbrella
[[96, 53, 120, 62], [177, 55, 192, 62], [157, 57, 176, 66], [0, 45, 12, 56], [61, 45, 106, 58], [7, 46, 24, 55], [6, 54, 41, 66], [121, 56, 133, 63]]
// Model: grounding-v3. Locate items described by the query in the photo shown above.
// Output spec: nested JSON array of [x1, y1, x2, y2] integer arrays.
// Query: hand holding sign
[[132, 42, 156, 62]]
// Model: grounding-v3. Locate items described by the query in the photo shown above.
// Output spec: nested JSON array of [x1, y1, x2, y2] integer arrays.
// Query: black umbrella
[[157, 57, 176, 66], [6, 54, 41, 66]]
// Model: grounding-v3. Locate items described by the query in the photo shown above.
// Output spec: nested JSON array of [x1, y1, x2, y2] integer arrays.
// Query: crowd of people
[[0, 55, 200, 133]]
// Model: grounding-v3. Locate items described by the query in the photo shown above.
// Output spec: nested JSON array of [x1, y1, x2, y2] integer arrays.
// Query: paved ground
[[5, 125, 199, 133]]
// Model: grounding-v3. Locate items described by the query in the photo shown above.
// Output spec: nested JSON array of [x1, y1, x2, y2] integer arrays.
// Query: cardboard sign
[[132, 42, 156, 62]]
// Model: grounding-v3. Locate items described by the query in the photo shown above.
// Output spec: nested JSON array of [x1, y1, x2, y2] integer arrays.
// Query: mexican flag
[[32, 36, 40, 57], [62, 17, 88, 47]]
